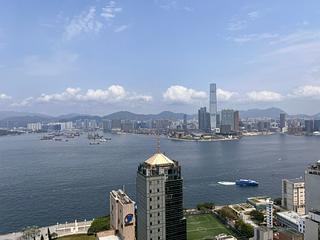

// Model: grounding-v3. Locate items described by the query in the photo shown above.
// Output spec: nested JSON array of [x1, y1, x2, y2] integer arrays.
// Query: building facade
[[266, 199, 273, 229], [305, 160, 320, 213], [209, 83, 217, 131], [221, 109, 235, 133], [136, 152, 186, 240], [198, 107, 211, 133], [110, 189, 135, 240], [282, 178, 305, 215], [304, 210, 320, 240]]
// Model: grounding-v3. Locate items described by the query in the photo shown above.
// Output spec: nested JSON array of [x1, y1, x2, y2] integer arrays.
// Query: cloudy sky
[[1, 0, 320, 115]]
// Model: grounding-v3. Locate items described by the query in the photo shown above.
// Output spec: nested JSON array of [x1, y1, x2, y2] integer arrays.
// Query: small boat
[[89, 142, 100, 145], [236, 179, 259, 187]]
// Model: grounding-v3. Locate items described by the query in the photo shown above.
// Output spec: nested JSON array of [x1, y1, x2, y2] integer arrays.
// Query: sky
[[1, 0, 320, 115]]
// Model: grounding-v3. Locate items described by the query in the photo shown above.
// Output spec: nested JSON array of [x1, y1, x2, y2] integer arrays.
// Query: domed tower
[[136, 151, 186, 240]]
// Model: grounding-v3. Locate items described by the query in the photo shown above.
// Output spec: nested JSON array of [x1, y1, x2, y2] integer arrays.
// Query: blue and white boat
[[236, 179, 259, 187]]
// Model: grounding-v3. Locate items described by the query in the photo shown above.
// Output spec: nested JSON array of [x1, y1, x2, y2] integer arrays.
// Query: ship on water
[[235, 179, 259, 187]]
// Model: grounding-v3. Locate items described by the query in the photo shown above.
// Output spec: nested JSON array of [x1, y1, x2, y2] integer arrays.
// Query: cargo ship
[[235, 179, 259, 187]]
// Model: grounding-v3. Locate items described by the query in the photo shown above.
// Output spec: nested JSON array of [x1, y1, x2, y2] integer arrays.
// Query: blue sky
[[1, 0, 320, 115]]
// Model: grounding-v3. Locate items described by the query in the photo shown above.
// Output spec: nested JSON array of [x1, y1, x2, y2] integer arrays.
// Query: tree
[[87, 216, 110, 235], [273, 197, 282, 206], [196, 202, 215, 211], [250, 210, 264, 223], [235, 220, 254, 238], [217, 206, 238, 220]]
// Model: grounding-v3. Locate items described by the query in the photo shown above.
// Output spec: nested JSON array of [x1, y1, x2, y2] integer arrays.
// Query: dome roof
[[144, 153, 174, 166]]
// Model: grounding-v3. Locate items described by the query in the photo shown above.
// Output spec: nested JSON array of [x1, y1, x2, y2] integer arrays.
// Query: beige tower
[[110, 189, 135, 240]]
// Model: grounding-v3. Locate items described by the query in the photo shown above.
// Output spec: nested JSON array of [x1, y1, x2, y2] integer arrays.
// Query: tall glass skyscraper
[[136, 151, 186, 240], [209, 83, 217, 131]]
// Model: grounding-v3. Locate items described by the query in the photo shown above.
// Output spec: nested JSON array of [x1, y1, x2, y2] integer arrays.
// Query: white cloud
[[101, 1, 122, 21], [15, 85, 152, 107], [227, 20, 247, 31], [163, 85, 207, 104], [246, 90, 283, 102], [217, 88, 237, 101], [11, 97, 34, 107], [231, 33, 278, 43], [292, 85, 320, 98], [64, 6, 103, 40], [114, 25, 128, 33], [0, 93, 11, 100], [23, 52, 78, 77], [247, 11, 260, 20], [269, 30, 320, 45]]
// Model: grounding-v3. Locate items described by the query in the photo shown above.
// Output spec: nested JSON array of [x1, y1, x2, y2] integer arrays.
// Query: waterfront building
[[282, 178, 305, 215], [314, 119, 320, 131], [280, 113, 286, 131], [103, 119, 111, 132], [109, 189, 135, 240], [304, 120, 314, 134], [253, 226, 273, 240], [305, 160, 320, 213], [266, 199, 273, 228], [209, 83, 217, 131], [111, 119, 122, 132], [276, 211, 306, 233], [304, 210, 320, 240], [27, 122, 42, 132], [233, 111, 240, 133], [136, 151, 186, 240], [221, 109, 235, 132], [198, 107, 211, 133], [247, 196, 271, 211]]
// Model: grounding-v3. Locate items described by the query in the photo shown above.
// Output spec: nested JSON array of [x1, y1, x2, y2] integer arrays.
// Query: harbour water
[[1, 133, 320, 233]]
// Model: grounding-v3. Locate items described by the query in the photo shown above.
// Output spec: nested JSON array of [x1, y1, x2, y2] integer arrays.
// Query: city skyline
[[2, 1, 320, 115]]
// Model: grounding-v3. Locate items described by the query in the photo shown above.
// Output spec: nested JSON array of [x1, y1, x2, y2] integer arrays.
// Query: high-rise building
[[183, 114, 187, 131], [198, 107, 211, 132], [282, 178, 305, 215], [280, 113, 286, 130], [109, 189, 135, 240], [266, 199, 273, 228], [221, 109, 235, 132], [304, 210, 320, 240], [304, 120, 314, 134], [305, 160, 320, 213], [253, 226, 273, 240], [314, 120, 320, 131], [233, 111, 240, 133], [136, 151, 186, 240], [209, 83, 217, 131]]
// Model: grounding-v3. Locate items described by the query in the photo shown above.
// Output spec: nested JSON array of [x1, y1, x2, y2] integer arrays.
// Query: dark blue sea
[[1, 133, 319, 233]]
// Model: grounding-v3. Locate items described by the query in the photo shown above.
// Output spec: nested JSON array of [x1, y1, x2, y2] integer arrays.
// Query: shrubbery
[[87, 216, 110, 235]]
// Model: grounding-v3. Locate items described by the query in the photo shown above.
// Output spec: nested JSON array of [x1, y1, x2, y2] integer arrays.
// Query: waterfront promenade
[[0, 220, 92, 240]]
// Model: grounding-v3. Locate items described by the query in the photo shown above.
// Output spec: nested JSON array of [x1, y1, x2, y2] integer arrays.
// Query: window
[[150, 206, 152, 209], [150, 222, 152, 226], [157, 204, 160, 208], [150, 189, 152, 193], [157, 188, 160, 192], [150, 214, 152, 217], [150, 197, 152, 201], [157, 196, 160, 200], [158, 220, 160, 224], [158, 212, 160, 216]]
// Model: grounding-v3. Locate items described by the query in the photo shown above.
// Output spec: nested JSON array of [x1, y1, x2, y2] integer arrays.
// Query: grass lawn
[[58, 234, 96, 240], [187, 214, 233, 240]]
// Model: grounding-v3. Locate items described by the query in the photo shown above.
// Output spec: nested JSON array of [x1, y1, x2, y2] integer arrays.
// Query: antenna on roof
[[122, 185, 125, 192], [156, 133, 161, 153]]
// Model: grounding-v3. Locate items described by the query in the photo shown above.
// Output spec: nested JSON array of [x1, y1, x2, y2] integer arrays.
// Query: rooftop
[[144, 152, 174, 166], [284, 177, 304, 184], [110, 189, 134, 205], [276, 211, 307, 224]]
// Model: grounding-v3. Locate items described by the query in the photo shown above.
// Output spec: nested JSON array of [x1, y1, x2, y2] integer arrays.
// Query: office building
[[304, 210, 320, 240], [136, 151, 186, 240], [304, 120, 314, 134], [266, 199, 273, 228], [314, 120, 320, 131], [233, 111, 240, 133], [209, 83, 217, 131], [253, 226, 273, 240], [280, 113, 286, 130], [282, 178, 305, 215], [183, 114, 187, 131], [276, 211, 306, 233], [198, 107, 211, 132], [305, 160, 320, 213], [221, 109, 235, 133], [110, 189, 135, 240]]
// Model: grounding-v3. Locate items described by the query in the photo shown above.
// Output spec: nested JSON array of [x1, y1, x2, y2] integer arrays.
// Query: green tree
[[87, 216, 110, 235], [217, 206, 238, 220], [250, 210, 264, 223], [196, 202, 215, 211], [235, 220, 254, 238]]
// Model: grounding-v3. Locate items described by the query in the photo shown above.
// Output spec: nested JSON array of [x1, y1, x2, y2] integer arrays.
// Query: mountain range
[[0, 108, 319, 128]]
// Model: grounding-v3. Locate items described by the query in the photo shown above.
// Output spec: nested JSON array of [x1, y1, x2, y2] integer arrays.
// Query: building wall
[[305, 165, 320, 213], [282, 179, 305, 215], [209, 83, 217, 130]]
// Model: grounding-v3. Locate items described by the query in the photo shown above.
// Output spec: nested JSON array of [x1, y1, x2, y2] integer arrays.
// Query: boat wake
[[218, 181, 236, 186]]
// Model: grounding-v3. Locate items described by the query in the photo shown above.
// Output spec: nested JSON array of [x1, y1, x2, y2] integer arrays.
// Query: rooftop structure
[[276, 211, 307, 233], [247, 196, 271, 210]]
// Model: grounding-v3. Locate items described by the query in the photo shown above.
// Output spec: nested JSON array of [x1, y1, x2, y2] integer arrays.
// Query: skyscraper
[[233, 111, 240, 133], [305, 160, 320, 213], [221, 109, 235, 133], [280, 113, 286, 130], [136, 151, 186, 240], [209, 83, 217, 131], [282, 178, 305, 215], [198, 107, 211, 132]]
